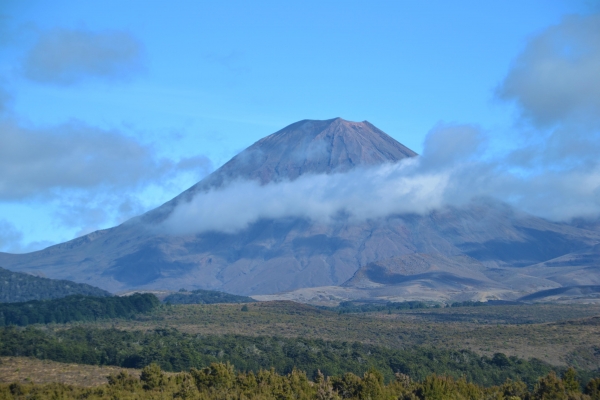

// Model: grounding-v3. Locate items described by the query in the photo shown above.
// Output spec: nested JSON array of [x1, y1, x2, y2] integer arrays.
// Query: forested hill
[[163, 289, 255, 304], [0, 266, 111, 303], [0, 293, 160, 326], [0, 326, 563, 387]]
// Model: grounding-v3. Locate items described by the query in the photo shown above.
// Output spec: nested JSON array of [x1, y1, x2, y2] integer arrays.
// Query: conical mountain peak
[[200, 118, 417, 188], [143, 118, 417, 222], [2, 118, 598, 302]]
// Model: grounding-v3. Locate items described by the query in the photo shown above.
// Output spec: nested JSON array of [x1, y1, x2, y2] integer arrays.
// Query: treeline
[[449, 300, 522, 307], [163, 289, 256, 305], [0, 266, 111, 303], [0, 293, 159, 326], [0, 326, 585, 388], [2, 362, 600, 399], [325, 300, 438, 314], [325, 300, 526, 314]]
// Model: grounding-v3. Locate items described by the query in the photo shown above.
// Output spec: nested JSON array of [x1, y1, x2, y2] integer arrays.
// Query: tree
[[585, 377, 600, 400], [191, 362, 236, 391], [562, 368, 580, 394], [533, 371, 566, 400], [140, 363, 166, 390]]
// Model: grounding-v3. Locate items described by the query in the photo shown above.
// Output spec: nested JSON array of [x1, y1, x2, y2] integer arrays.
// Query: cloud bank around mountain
[[163, 13, 600, 235], [161, 124, 600, 235]]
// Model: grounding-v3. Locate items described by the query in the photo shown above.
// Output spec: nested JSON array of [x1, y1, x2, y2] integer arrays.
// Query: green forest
[[2, 361, 600, 399], [0, 325, 584, 388], [323, 300, 436, 314], [0, 266, 111, 303], [0, 293, 159, 326], [322, 300, 524, 315], [1, 297, 599, 399], [163, 289, 256, 305]]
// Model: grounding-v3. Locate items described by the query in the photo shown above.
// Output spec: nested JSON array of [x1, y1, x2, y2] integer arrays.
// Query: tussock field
[[0, 357, 141, 387], [2, 300, 600, 399], [80, 301, 600, 369]]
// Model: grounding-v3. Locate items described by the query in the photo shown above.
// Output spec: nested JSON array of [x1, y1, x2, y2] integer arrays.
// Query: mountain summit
[[150, 118, 417, 221], [1, 118, 599, 302], [178, 118, 416, 200], [211, 118, 417, 183]]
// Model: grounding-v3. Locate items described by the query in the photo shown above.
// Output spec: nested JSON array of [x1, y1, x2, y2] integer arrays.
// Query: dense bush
[[0, 293, 159, 326], [324, 300, 436, 314], [0, 363, 598, 399], [0, 325, 566, 388], [163, 289, 255, 305]]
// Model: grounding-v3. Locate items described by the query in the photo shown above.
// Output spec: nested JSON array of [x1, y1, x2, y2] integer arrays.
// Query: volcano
[[1, 118, 599, 303]]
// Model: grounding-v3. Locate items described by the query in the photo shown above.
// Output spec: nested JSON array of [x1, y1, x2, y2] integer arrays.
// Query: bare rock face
[[201, 118, 416, 184], [1, 118, 599, 302]]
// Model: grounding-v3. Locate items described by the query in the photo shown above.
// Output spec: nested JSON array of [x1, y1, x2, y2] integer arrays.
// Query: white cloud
[[162, 118, 600, 236], [162, 158, 451, 235], [161, 13, 600, 236], [0, 118, 212, 200], [497, 14, 600, 127], [0, 112, 213, 250]]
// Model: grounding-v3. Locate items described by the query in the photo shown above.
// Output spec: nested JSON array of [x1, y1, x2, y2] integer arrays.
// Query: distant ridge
[[0, 266, 111, 303], [163, 289, 256, 305], [518, 285, 600, 302]]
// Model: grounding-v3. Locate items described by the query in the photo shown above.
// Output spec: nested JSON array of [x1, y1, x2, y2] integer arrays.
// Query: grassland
[[74, 301, 600, 370], [0, 357, 141, 387], [1, 300, 599, 396]]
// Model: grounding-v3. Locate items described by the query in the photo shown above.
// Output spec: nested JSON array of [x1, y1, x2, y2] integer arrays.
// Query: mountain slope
[[0, 118, 599, 301], [206, 118, 415, 182], [0, 118, 420, 292], [142, 117, 417, 223]]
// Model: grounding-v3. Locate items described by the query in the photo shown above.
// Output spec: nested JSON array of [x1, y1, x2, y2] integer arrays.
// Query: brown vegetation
[[83, 302, 600, 369], [1, 362, 599, 400], [0, 357, 140, 387]]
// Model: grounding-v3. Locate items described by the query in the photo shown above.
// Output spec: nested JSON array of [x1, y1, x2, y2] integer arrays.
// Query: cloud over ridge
[[163, 118, 600, 236]]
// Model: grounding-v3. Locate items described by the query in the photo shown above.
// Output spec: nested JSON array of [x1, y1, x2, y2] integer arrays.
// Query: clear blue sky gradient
[[0, 0, 594, 251]]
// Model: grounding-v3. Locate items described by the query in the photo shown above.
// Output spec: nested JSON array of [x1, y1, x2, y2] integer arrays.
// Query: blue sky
[[0, 0, 598, 252]]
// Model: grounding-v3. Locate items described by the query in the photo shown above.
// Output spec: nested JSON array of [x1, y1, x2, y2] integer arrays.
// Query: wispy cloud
[[204, 50, 250, 75], [0, 219, 23, 252], [0, 81, 212, 251], [22, 27, 145, 85], [161, 158, 449, 235], [0, 22, 217, 252], [0, 118, 211, 200], [0, 219, 53, 253], [497, 14, 600, 128]]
